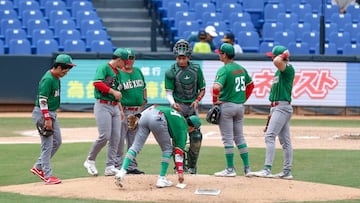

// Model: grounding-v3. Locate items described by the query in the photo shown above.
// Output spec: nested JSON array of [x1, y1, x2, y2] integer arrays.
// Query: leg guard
[[187, 129, 202, 173]]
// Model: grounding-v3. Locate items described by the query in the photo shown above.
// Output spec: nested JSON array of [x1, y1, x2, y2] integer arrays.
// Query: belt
[[99, 99, 118, 106], [123, 106, 140, 111], [270, 101, 290, 107]]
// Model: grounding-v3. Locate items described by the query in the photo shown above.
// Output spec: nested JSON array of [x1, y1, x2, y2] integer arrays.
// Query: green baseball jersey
[[164, 62, 206, 103], [118, 67, 146, 106], [269, 64, 295, 102], [35, 70, 61, 111], [93, 64, 120, 101], [214, 62, 253, 104], [155, 105, 187, 151]]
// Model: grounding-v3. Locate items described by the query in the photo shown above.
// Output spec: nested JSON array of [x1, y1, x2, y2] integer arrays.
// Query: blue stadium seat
[[344, 22, 360, 43], [5, 28, 27, 46], [80, 19, 104, 37], [323, 22, 338, 41], [322, 3, 339, 20], [58, 29, 81, 47], [290, 22, 311, 41], [36, 39, 59, 55], [288, 42, 310, 55], [262, 22, 284, 41], [21, 9, 43, 26], [0, 18, 22, 36], [346, 4, 360, 20], [277, 0, 301, 12], [231, 21, 256, 34], [71, 1, 95, 15], [0, 9, 17, 20], [243, 0, 264, 13], [0, 39, 4, 54], [220, 3, 243, 21], [85, 29, 109, 47], [329, 31, 351, 54], [322, 42, 337, 55], [0, 0, 13, 10], [194, 2, 216, 20], [18, 1, 40, 16], [305, 0, 322, 13], [206, 21, 228, 32], [162, 1, 189, 28], [76, 10, 100, 27], [276, 13, 298, 30], [301, 31, 320, 54], [53, 19, 77, 37], [290, 2, 312, 22], [342, 43, 360, 55], [228, 12, 252, 24], [32, 29, 54, 46], [237, 31, 259, 52], [63, 39, 86, 52], [330, 13, 352, 31], [26, 19, 49, 35], [213, 0, 240, 11], [187, 0, 212, 10], [264, 2, 285, 22], [43, 0, 66, 17], [8, 38, 32, 54], [259, 40, 280, 53], [274, 30, 296, 46], [89, 40, 114, 53], [174, 20, 199, 39], [304, 12, 320, 31], [201, 11, 222, 25], [48, 10, 72, 28]]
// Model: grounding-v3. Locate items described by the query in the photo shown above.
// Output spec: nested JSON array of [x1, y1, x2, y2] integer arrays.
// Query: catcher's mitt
[[127, 113, 141, 131], [36, 117, 54, 137], [206, 105, 221, 124]]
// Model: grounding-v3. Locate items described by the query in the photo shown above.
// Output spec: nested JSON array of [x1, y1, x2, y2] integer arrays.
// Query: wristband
[[196, 96, 202, 102]]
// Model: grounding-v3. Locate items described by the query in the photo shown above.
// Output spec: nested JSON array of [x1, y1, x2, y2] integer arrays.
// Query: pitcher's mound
[[1, 174, 360, 202]]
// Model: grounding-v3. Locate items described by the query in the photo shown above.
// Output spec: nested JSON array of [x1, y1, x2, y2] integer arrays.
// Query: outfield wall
[[1, 53, 359, 115]]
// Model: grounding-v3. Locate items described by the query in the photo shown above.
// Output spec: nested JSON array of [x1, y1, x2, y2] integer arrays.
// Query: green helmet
[[187, 115, 201, 129], [173, 39, 192, 56]]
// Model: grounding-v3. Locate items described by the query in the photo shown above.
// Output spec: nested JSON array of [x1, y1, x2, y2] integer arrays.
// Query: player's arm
[[274, 50, 290, 72], [211, 83, 222, 105]]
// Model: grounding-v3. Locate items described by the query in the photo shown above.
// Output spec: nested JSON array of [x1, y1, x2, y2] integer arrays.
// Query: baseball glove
[[127, 113, 141, 131], [206, 105, 221, 124], [36, 117, 54, 137]]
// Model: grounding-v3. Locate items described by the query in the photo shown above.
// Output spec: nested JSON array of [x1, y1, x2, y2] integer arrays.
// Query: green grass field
[[0, 117, 359, 203]]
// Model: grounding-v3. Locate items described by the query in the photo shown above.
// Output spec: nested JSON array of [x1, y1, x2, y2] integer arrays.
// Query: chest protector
[[172, 63, 200, 101]]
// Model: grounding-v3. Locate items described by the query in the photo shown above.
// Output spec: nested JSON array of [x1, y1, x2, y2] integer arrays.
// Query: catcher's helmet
[[206, 105, 221, 124], [187, 115, 201, 129], [173, 39, 192, 56]]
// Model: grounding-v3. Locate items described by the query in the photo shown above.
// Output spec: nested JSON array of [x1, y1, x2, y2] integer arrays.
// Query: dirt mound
[[1, 175, 360, 203]]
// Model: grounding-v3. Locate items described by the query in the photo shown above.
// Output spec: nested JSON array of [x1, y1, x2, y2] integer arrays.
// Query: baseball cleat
[[44, 176, 61, 184], [214, 168, 236, 177], [104, 165, 120, 176], [273, 171, 293, 180], [114, 169, 126, 188], [30, 167, 46, 181], [248, 168, 272, 178], [83, 159, 98, 176], [244, 166, 252, 177], [156, 176, 173, 188], [126, 168, 145, 174]]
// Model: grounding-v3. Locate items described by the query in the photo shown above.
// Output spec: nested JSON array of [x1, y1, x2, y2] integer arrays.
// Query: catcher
[[30, 54, 76, 184], [211, 43, 254, 177], [114, 105, 201, 188]]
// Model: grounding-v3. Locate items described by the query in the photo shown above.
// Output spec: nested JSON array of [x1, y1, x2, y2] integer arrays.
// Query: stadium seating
[[346, 4, 360, 20], [89, 40, 114, 53], [263, 2, 285, 22], [53, 19, 77, 37], [26, 19, 49, 35], [21, 9, 43, 26], [48, 10, 72, 28], [276, 13, 298, 30], [0, 39, 4, 54], [0, 0, 13, 10], [0, 9, 17, 20], [237, 31, 259, 52], [259, 40, 279, 53], [63, 39, 86, 52], [5, 28, 27, 46], [58, 29, 82, 47], [43, 0, 67, 17], [329, 31, 351, 54], [274, 30, 296, 46], [8, 39, 32, 54], [201, 11, 221, 25], [0, 18, 22, 36], [288, 42, 310, 55], [220, 3, 243, 21], [85, 29, 109, 47], [342, 43, 360, 55], [304, 12, 320, 31], [18, 0, 40, 15], [302, 31, 320, 54], [330, 13, 352, 31], [71, 1, 95, 15], [344, 22, 360, 43], [290, 2, 312, 22], [36, 39, 59, 55], [31, 28, 54, 46], [262, 22, 284, 41]]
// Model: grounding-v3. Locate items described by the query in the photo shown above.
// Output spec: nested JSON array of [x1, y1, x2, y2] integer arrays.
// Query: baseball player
[[116, 48, 147, 175], [114, 105, 201, 188], [211, 43, 254, 177], [84, 48, 125, 176], [164, 39, 206, 174], [30, 54, 76, 184], [248, 45, 295, 179]]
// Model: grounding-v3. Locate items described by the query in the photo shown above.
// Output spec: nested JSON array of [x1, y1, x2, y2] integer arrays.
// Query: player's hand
[[172, 103, 182, 112], [191, 100, 199, 110], [44, 119, 53, 131], [178, 173, 184, 183]]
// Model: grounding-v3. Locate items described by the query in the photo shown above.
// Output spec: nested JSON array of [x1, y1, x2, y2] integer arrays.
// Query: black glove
[[36, 117, 54, 137], [206, 105, 221, 125]]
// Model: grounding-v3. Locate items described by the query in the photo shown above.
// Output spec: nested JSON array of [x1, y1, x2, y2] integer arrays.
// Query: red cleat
[[30, 167, 45, 181]]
